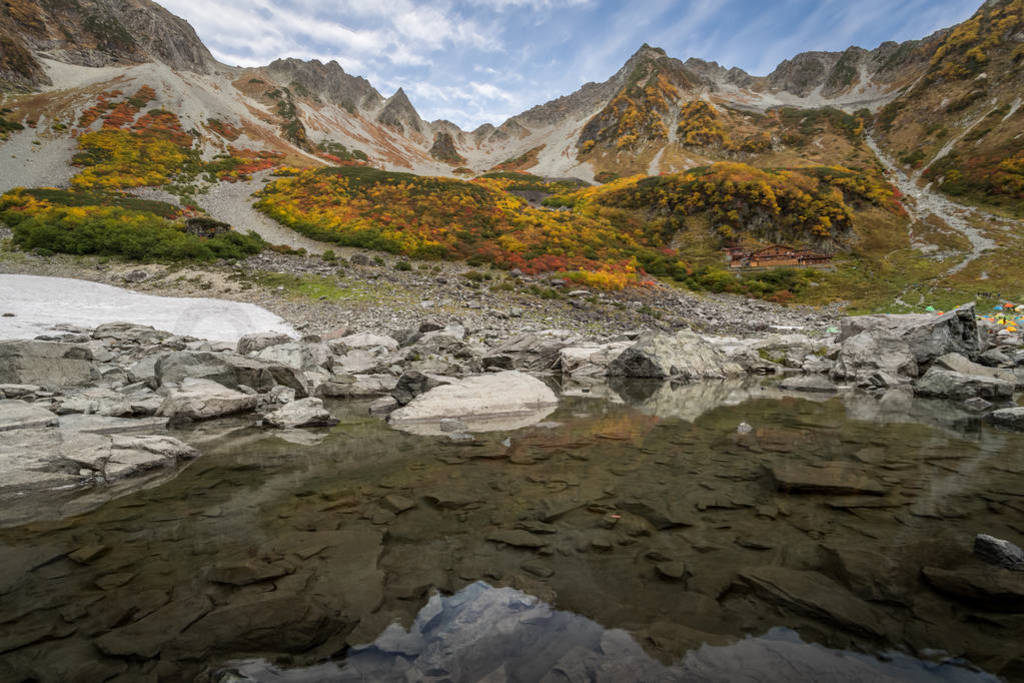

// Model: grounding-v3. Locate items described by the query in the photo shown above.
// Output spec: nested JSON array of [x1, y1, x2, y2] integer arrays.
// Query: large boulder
[[837, 304, 980, 368], [91, 322, 173, 345], [0, 340, 97, 388], [157, 378, 258, 420], [913, 366, 1015, 401], [391, 370, 451, 406], [256, 342, 322, 372], [830, 332, 917, 383], [328, 333, 399, 353], [154, 351, 308, 397], [388, 371, 558, 435], [487, 331, 576, 372], [263, 398, 338, 429], [607, 330, 743, 380]]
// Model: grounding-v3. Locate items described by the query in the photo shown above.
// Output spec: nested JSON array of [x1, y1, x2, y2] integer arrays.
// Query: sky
[[159, 0, 984, 130]]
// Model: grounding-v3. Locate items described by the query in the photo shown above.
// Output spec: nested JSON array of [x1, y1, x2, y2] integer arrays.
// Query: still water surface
[[1, 379, 1022, 681]]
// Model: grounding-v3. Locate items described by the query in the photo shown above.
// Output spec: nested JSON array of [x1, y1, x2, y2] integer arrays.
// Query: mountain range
[[0, 0, 1021, 308]]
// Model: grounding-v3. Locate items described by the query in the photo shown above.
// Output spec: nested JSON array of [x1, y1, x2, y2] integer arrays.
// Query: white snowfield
[[0, 274, 295, 342]]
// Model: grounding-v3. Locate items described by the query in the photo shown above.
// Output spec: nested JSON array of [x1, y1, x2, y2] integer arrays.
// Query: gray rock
[[392, 370, 449, 406], [389, 371, 558, 435], [991, 407, 1024, 431], [0, 340, 97, 388], [329, 332, 399, 353], [831, 331, 917, 382], [316, 374, 398, 398], [58, 388, 133, 417], [490, 331, 575, 372], [236, 332, 294, 356], [837, 304, 980, 366], [369, 396, 399, 416], [607, 330, 743, 380], [155, 351, 308, 397], [0, 383, 41, 398], [558, 342, 632, 377], [779, 375, 838, 393], [913, 366, 1015, 401], [256, 342, 318, 371], [769, 461, 886, 496], [157, 378, 259, 420], [974, 534, 1024, 571], [922, 566, 1024, 612], [264, 397, 338, 429], [0, 400, 59, 432], [934, 353, 1017, 383], [91, 322, 171, 345]]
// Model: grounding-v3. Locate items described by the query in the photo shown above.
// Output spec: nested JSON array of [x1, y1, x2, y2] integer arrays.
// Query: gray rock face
[[991, 407, 1024, 431], [607, 330, 743, 380], [391, 371, 448, 406], [913, 367, 1015, 401], [0, 400, 59, 432], [236, 332, 294, 356], [91, 323, 172, 345], [831, 331, 918, 382], [388, 371, 558, 435], [0, 340, 97, 389], [934, 353, 1017, 383], [154, 351, 308, 397], [263, 398, 338, 429], [838, 304, 981, 367], [489, 332, 574, 372], [157, 378, 258, 420], [974, 534, 1024, 571], [558, 342, 632, 377]]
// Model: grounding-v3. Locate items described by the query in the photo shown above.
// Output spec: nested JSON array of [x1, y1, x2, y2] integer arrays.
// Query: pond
[[0, 380, 1022, 681]]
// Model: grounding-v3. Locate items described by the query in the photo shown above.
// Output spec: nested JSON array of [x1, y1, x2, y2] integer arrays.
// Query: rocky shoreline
[[1, 299, 1021, 524]]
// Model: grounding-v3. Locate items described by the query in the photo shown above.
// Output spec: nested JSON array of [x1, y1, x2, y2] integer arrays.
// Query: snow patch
[[0, 275, 295, 342]]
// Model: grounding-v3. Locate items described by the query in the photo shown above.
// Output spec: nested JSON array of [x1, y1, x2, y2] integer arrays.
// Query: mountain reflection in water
[[223, 582, 995, 683]]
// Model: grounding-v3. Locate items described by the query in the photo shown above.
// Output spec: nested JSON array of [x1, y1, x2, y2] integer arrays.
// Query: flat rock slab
[[388, 371, 558, 436], [779, 375, 838, 393], [737, 566, 886, 638], [0, 400, 59, 432], [263, 397, 338, 429], [922, 566, 1024, 612], [991, 407, 1024, 432], [769, 461, 886, 496]]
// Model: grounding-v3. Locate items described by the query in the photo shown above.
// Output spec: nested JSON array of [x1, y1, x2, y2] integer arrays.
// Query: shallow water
[[1, 380, 1023, 681]]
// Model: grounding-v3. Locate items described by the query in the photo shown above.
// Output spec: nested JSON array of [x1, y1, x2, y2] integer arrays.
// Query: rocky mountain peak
[[266, 57, 382, 113], [0, 0, 215, 87], [377, 87, 424, 134]]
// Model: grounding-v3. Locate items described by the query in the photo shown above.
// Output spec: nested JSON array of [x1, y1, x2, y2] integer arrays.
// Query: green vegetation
[[0, 188, 264, 262]]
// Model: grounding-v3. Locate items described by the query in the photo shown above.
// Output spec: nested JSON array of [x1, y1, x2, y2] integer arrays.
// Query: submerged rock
[[975, 534, 1024, 571], [388, 371, 557, 435], [607, 330, 743, 380], [922, 566, 1024, 612], [769, 461, 886, 496]]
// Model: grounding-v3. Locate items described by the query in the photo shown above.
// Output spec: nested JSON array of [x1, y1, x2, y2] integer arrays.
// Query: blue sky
[[159, 0, 983, 130]]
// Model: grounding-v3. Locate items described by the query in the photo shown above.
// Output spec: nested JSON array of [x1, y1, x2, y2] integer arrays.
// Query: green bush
[[6, 205, 264, 262]]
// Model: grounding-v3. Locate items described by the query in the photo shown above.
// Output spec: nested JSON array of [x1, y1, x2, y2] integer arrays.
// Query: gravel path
[[866, 135, 998, 276], [194, 173, 341, 255]]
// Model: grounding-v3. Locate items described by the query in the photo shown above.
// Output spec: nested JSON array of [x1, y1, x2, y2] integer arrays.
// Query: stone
[[486, 530, 550, 549], [263, 397, 338, 429], [913, 366, 1015, 401], [208, 562, 290, 586], [837, 304, 980, 366], [329, 332, 399, 353], [382, 494, 416, 514], [974, 534, 1024, 571], [388, 371, 558, 435], [769, 461, 886, 496], [369, 396, 399, 416], [257, 342, 319, 371], [490, 332, 573, 372], [236, 332, 294, 356], [922, 566, 1024, 612], [558, 342, 632, 377], [157, 378, 258, 420], [0, 400, 59, 432], [95, 596, 213, 659], [392, 370, 448, 406], [58, 387, 133, 417], [830, 331, 917, 382], [935, 353, 1017, 382], [619, 499, 695, 529], [103, 435, 198, 478], [991, 407, 1024, 431], [0, 340, 96, 388], [963, 397, 993, 412], [91, 322, 171, 345], [607, 329, 743, 380], [736, 566, 886, 638], [439, 417, 467, 433], [779, 375, 838, 393], [316, 374, 398, 398]]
